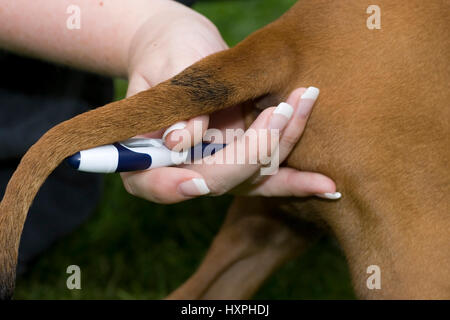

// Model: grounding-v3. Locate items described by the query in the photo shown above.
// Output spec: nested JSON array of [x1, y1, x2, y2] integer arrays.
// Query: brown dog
[[0, 0, 448, 299]]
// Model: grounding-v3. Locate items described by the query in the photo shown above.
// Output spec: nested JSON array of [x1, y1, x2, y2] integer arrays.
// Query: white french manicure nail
[[269, 102, 294, 130], [274, 102, 294, 118], [297, 86, 320, 118], [162, 121, 188, 141], [316, 192, 342, 200], [178, 178, 210, 197], [301, 86, 320, 100]]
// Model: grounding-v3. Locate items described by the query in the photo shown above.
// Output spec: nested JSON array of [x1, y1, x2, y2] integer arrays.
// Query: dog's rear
[[1, 0, 448, 299], [171, 0, 450, 299], [285, 0, 449, 298]]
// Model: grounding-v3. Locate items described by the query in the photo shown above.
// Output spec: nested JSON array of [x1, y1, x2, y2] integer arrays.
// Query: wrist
[[126, 7, 226, 86], [125, 1, 200, 78]]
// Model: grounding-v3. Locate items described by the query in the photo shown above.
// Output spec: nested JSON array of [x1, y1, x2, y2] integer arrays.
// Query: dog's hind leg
[[167, 197, 321, 300]]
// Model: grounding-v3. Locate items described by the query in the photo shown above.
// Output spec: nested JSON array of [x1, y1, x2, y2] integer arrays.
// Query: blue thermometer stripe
[[114, 143, 152, 172], [190, 143, 227, 161]]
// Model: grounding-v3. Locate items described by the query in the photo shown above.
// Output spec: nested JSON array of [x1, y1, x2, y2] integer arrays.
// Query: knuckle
[[207, 178, 228, 196], [148, 193, 168, 204], [122, 178, 137, 197], [285, 172, 298, 192], [281, 133, 300, 151]]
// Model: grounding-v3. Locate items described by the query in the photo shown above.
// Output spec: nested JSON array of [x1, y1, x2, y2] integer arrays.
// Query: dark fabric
[[177, 0, 197, 6], [0, 52, 112, 273]]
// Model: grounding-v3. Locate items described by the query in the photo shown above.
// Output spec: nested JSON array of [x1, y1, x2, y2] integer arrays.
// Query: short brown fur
[[1, 0, 449, 299]]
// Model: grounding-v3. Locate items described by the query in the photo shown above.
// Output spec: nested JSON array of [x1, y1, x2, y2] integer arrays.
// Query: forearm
[[0, 0, 186, 77]]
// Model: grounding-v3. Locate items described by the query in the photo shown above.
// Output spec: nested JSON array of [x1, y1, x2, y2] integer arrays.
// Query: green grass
[[14, 0, 354, 299]]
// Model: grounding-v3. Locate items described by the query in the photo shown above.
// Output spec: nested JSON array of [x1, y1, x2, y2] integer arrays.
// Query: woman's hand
[[121, 4, 340, 203], [126, 3, 228, 95], [182, 87, 341, 200], [122, 84, 341, 203], [124, 2, 227, 147]]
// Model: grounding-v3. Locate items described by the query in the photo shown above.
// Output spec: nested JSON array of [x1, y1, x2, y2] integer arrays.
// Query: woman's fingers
[[121, 86, 341, 203], [247, 86, 341, 199], [120, 102, 288, 203], [162, 115, 210, 150], [121, 167, 209, 204], [183, 86, 341, 199], [277, 86, 320, 162], [236, 167, 338, 197], [184, 102, 294, 195]]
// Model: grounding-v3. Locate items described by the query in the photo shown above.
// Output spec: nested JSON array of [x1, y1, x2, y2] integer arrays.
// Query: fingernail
[[315, 192, 342, 200], [162, 121, 188, 141], [297, 86, 319, 118], [268, 102, 294, 130], [178, 178, 210, 197]]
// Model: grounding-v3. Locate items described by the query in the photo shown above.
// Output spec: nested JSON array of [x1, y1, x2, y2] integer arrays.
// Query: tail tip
[[0, 286, 14, 300], [0, 273, 15, 300]]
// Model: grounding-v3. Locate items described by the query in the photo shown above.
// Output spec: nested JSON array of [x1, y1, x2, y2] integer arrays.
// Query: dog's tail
[[0, 20, 297, 299]]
